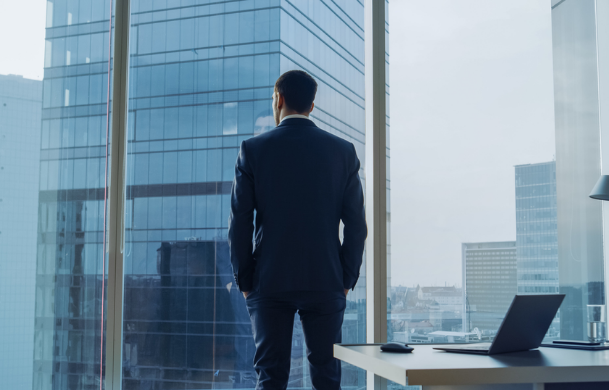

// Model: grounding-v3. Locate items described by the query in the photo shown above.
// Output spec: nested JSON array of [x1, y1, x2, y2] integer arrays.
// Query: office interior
[[1, 0, 609, 389]]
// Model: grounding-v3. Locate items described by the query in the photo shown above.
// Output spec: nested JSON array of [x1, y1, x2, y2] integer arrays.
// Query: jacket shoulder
[[315, 128, 355, 150], [243, 122, 356, 157]]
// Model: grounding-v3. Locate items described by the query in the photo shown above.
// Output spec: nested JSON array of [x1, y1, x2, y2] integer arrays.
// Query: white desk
[[334, 344, 609, 389]]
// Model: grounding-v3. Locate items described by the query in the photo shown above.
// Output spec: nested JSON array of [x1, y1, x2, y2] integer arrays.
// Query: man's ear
[[309, 102, 315, 114], [277, 93, 285, 110]]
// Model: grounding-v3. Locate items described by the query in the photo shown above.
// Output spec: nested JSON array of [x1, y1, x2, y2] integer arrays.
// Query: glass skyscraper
[[34, 0, 368, 389], [515, 161, 559, 295], [514, 161, 560, 339], [551, 0, 606, 341]]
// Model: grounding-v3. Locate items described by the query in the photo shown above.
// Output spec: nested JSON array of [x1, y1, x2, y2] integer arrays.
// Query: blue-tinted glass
[[225, 13, 239, 44], [209, 59, 223, 91], [210, 15, 224, 46], [208, 104, 223, 136], [89, 73, 102, 104], [2, 1, 116, 388], [150, 65, 165, 96], [148, 197, 162, 229], [121, 1, 367, 389], [195, 150, 208, 182], [223, 148, 239, 181], [176, 196, 192, 230], [148, 153, 163, 184], [193, 105, 206, 137], [165, 63, 179, 95], [149, 108, 164, 139], [133, 197, 148, 230], [164, 107, 178, 139], [162, 197, 177, 229], [76, 76, 89, 105], [224, 57, 239, 90]]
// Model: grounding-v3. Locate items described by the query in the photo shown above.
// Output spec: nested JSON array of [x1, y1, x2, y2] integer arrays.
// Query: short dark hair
[[274, 70, 318, 113]]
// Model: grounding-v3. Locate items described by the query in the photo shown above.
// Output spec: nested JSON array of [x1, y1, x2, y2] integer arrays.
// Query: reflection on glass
[[123, 1, 366, 389]]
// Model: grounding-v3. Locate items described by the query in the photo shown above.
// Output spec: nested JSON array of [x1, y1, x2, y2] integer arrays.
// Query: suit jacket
[[228, 118, 367, 293]]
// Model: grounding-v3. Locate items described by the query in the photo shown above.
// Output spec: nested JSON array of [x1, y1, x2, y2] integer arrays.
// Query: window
[[387, 0, 606, 361], [122, 1, 367, 389], [6, 1, 607, 390]]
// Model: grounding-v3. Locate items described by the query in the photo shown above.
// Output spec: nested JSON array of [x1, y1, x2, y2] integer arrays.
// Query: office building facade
[[0, 74, 43, 390], [462, 241, 517, 333], [34, 1, 367, 389], [551, 0, 606, 341], [515, 161, 559, 295]]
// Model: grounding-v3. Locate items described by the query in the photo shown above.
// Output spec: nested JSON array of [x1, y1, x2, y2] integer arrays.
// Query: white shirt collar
[[280, 114, 311, 123]]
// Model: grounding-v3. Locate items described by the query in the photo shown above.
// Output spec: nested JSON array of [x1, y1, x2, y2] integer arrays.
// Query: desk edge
[[333, 344, 408, 386], [334, 345, 609, 386]]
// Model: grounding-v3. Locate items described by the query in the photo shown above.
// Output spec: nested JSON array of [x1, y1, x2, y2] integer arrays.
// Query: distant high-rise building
[[0, 74, 42, 390], [462, 241, 517, 333], [515, 161, 559, 295], [551, 0, 606, 341]]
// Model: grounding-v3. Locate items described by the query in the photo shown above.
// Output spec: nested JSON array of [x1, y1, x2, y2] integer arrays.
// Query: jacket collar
[[281, 114, 310, 122], [276, 117, 317, 128]]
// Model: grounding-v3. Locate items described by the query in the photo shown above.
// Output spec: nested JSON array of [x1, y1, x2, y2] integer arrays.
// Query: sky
[[388, 0, 557, 288], [0, 2, 47, 80]]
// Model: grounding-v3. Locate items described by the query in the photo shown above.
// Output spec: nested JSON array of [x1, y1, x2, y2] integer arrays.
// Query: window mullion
[[365, 0, 388, 388], [105, 0, 131, 389]]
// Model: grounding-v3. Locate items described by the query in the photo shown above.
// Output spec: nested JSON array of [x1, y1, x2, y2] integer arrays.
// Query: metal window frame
[[102, 0, 388, 389], [105, 0, 131, 389], [365, 0, 389, 389]]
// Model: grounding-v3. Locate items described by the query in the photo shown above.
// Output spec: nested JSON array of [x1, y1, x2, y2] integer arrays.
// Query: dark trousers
[[245, 290, 346, 390]]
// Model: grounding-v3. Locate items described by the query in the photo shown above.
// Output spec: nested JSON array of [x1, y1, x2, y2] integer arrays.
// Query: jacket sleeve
[[340, 144, 367, 290], [228, 141, 256, 292]]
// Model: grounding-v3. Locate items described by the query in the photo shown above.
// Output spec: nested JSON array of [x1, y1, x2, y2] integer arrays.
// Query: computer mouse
[[380, 343, 414, 353]]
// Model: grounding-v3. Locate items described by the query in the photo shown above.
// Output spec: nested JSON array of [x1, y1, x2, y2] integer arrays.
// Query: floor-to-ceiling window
[[387, 3, 606, 384], [121, 1, 367, 389], [387, 0, 559, 354]]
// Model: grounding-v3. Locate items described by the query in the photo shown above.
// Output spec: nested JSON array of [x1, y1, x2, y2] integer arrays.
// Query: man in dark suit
[[228, 70, 367, 390]]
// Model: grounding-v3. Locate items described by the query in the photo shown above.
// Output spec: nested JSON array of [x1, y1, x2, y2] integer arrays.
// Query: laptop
[[434, 294, 565, 355]]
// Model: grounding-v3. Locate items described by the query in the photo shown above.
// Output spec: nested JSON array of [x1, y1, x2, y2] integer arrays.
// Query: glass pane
[[387, 0, 575, 354], [0, 0, 115, 389], [552, 0, 605, 340], [122, 1, 366, 389]]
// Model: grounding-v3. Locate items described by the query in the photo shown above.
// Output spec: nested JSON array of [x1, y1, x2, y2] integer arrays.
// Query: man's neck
[[280, 113, 310, 122]]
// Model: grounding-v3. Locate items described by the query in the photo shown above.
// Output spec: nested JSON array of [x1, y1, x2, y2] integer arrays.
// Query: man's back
[[228, 70, 366, 390], [228, 117, 366, 294]]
